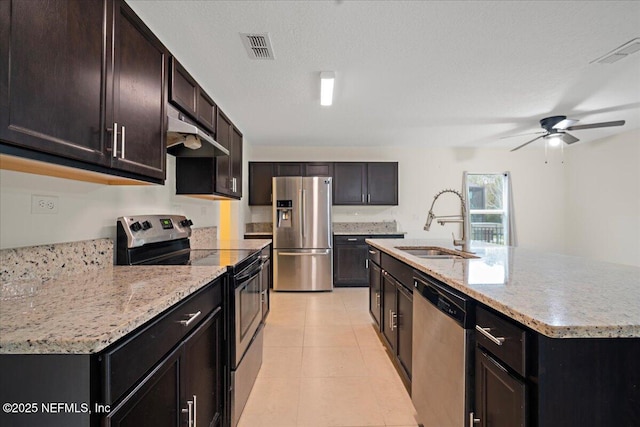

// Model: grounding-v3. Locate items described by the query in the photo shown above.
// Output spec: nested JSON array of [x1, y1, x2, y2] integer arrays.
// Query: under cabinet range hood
[[166, 104, 229, 157]]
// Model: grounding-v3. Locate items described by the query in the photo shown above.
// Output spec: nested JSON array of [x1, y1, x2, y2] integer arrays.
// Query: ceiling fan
[[509, 115, 625, 152]]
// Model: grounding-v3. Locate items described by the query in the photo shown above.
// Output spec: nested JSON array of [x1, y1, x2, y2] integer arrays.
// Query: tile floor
[[238, 288, 419, 427]]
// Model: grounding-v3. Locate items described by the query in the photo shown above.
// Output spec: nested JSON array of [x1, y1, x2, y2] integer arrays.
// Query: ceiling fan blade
[[562, 132, 579, 145], [565, 120, 625, 131], [553, 118, 579, 130], [499, 131, 546, 140], [510, 135, 545, 152]]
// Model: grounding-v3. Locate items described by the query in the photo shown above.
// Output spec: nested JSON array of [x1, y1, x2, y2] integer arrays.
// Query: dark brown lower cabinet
[[106, 307, 223, 427], [396, 284, 413, 378], [380, 270, 412, 388], [334, 241, 369, 287], [475, 348, 526, 427], [369, 261, 382, 327]]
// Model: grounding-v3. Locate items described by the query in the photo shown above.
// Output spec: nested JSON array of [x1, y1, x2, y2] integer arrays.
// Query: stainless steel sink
[[394, 246, 477, 259]]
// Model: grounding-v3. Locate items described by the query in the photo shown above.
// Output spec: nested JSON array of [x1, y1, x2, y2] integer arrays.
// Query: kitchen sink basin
[[394, 246, 477, 259]]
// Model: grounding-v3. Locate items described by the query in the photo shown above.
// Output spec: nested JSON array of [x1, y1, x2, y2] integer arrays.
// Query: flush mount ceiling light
[[320, 71, 335, 106]]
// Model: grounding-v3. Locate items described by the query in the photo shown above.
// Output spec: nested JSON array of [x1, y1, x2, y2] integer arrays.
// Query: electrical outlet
[[31, 195, 59, 214]]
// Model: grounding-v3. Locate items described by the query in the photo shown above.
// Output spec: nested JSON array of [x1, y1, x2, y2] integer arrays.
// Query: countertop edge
[[366, 239, 640, 339]]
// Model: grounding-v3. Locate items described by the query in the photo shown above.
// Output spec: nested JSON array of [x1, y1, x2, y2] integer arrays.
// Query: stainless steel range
[[116, 214, 265, 427]]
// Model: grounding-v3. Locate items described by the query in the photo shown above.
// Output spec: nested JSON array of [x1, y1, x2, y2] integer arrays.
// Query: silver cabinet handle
[[469, 412, 480, 426], [367, 193, 371, 203], [179, 311, 202, 327], [280, 251, 329, 256], [475, 325, 505, 346], [365, 259, 369, 269], [182, 398, 193, 427], [121, 125, 125, 158], [193, 394, 197, 427], [369, 250, 377, 255], [376, 292, 380, 307], [361, 194, 365, 203], [347, 238, 358, 241], [111, 122, 118, 157], [391, 310, 397, 331]]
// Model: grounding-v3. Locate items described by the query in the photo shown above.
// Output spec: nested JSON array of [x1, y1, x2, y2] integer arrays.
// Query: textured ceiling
[[127, 0, 640, 149]]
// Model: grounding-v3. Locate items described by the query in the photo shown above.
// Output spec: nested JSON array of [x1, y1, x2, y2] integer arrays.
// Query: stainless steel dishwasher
[[412, 271, 474, 427]]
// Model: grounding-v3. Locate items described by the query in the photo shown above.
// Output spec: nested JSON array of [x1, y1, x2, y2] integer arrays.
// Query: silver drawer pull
[[368, 250, 377, 254], [469, 412, 480, 426], [476, 325, 505, 346], [179, 311, 202, 327], [347, 238, 358, 241]]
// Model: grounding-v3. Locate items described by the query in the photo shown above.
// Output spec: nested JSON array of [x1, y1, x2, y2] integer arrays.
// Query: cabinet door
[[396, 285, 413, 379], [231, 126, 243, 198], [275, 162, 303, 176], [475, 348, 527, 427], [304, 162, 333, 177], [215, 111, 232, 195], [367, 162, 398, 205], [0, 0, 108, 165], [249, 162, 275, 205], [381, 273, 397, 351], [333, 244, 369, 286], [333, 163, 367, 205], [183, 308, 224, 427], [169, 57, 198, 119], [109, 0, 166, 180], [105, 347, 181, 427], [197, 91, 216, 134], [369, 262, 382, 328]]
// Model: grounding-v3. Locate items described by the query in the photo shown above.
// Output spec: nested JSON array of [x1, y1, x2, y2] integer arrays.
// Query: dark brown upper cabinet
[[176, 108, 242, 199], [304, 162, 333, 177], [275, 162, 303, 176], [333, 162, 398, 206], [0, 0, 167, 183], [249, 162, 274, 205], [169, 57, 216, 134]]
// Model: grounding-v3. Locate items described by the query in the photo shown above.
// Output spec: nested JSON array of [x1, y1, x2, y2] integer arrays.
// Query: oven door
[[234, 258, 263, 367]]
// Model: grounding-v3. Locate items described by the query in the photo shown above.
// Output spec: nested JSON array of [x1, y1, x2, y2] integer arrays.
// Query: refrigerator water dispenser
[[276, 200, 293, 228]]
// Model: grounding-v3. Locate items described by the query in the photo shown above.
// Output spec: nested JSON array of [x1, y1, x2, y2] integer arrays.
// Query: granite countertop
[[0, 265, 227, 354], [366, 238, 640, 339]]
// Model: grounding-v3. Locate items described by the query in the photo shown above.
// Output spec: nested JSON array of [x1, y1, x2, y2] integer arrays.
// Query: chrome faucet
[[424, 189, 471, 253]]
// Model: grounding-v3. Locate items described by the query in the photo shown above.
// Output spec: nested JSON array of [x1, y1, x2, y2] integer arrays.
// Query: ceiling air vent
[[240, 33, 275, 60], [591, 37, 640, 64]]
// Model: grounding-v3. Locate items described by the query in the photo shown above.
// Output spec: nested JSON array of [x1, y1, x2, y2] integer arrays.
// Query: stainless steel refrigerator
[[273, 176, 333, 291]]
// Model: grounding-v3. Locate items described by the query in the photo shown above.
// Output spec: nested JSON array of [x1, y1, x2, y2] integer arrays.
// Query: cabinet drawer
[[381, 253, 413, 290], [104, 278, 223, 404], [367, 245, 381, 265], [334, 235, 367, 245], [476, 306, 527, 377]]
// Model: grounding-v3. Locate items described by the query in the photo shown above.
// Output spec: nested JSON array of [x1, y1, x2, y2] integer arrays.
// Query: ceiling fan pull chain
[[544, 139, 548, 164]]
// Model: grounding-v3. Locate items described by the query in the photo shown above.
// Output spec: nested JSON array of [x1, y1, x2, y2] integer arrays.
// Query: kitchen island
[[367, 238, 640, 427]]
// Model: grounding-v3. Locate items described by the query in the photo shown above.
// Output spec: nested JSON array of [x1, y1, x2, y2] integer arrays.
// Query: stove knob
[[130, 221, 142, 232], [180, 219, 193, 227], [141, 221, 152, 230]]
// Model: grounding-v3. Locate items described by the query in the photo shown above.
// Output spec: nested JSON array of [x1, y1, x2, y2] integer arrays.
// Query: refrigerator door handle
[[301, 188, 306, 238], [279, 250, 330, 256]]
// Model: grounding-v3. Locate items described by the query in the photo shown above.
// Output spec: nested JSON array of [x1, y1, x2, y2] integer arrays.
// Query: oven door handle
[[235, 260, 263, 282]]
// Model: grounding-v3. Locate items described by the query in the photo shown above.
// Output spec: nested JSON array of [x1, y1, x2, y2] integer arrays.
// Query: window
[[464, 172, 513, 245]]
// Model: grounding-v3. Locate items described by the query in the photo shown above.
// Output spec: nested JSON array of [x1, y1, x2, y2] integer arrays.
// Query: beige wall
[[564, 128, 640, 266], [248, 144, 568, 253], [0, 156, 245, 249]]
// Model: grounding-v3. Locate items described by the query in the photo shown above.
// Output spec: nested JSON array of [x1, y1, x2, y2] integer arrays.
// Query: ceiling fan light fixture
[[546, 134, 563, 147], [320, 71, 335, 106]]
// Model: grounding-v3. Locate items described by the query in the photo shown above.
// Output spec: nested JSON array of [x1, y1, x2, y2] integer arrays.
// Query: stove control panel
[[117, 215, 193, 248]]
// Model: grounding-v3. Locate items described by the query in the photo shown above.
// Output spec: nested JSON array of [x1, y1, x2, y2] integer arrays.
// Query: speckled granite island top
[[0, 265, 227, 354], [366, 238, 640, 339]]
